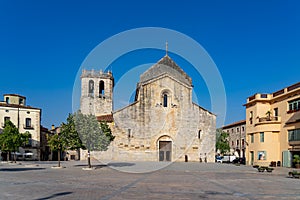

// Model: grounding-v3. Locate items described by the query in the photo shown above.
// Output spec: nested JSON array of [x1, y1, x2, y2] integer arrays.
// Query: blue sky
[[0, 1, 299, 129]]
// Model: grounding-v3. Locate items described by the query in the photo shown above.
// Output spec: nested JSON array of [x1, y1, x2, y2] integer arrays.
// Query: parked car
[[232, 157, 246, 165], [221, 155, 236, 163], [216, 156, 223, 163]]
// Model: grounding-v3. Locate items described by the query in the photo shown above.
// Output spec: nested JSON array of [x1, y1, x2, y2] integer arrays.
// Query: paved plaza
[[0, 161, 299, 200]]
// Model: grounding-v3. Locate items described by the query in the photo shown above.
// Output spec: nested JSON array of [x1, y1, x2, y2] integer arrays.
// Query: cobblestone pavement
[[0, 161, 299, 200]]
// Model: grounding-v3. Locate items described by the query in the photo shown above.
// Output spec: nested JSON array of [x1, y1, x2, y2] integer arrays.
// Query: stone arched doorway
[[157, 135, 172, 162]]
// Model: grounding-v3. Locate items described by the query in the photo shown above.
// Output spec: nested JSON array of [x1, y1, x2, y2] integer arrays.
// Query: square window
[[4, 116, 10, 122], [260, 132, 264, 143], [25, 118, 31, 128]]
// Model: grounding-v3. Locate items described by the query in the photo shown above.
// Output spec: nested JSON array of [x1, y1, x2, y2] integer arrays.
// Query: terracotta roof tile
[[97, 114, 114, 123], [222, 120, 246, 129]]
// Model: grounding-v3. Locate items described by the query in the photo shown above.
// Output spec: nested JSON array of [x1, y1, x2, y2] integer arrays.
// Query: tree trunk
[[14, 151, 16, 163], [58, 149, 61, 167], [88, 150, 91, 168], [77, 149, 80, 160]]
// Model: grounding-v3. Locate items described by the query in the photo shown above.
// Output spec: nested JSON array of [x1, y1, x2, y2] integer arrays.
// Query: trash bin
[[277, 161, 281, 167]]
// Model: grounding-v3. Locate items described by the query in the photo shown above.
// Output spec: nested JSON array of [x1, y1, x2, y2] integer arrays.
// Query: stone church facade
[[80, 55, 216, 162]]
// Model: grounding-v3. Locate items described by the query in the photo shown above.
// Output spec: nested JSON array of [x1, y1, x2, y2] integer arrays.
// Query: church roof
[[97, 114, 114, 123], [139, 55, 192, 87]]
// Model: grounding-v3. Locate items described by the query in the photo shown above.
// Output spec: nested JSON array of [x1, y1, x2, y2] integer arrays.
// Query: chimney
[[51, 124, 55, 130]]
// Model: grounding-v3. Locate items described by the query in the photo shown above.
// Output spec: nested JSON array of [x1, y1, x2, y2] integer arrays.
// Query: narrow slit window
[[198, 130, 201, 139], [163, 94, 168, 107]]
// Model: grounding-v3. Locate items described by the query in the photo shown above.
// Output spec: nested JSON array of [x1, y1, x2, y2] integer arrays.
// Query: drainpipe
[[17, 107, 20, 130], [240, 125, 242, 158]]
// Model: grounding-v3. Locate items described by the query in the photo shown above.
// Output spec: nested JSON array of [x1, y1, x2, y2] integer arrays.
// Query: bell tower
[[80, 69, 114, 116]]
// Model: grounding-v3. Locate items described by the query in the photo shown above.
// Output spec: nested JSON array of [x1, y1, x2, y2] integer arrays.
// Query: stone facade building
[[80, 55, 216, 162], [222, 120, 246, 158], [0, 94, 41, 160]]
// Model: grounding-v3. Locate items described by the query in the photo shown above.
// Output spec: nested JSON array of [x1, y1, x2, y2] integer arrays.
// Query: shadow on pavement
[[34, 192, 72, 200], [74, 162, 135, 168], [0, 168, 45, 172], [108, 162, 135, 167], [74, 164, 107, 168]]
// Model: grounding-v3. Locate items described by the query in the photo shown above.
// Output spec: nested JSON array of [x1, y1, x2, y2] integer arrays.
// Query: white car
[[216, 156, 223, 163]]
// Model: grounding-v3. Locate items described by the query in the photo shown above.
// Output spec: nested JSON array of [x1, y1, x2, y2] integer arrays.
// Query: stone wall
[[80, 56, 216, 163], [81, 75, 216, 162], [80, 70, 113, 115]]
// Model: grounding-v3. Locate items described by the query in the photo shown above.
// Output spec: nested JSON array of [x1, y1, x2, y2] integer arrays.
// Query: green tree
[[47, 133, 65, 167], [74, 111, 114, 168], [0, 121, 31, 163], [48, 113, 85, 167], [60, 113, 85, 158], [99, 121, 115, 148], [216, 128, 230, 155]]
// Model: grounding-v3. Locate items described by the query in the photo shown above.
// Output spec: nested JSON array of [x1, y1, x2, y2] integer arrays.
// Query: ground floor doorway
[[250, 151, 254, 165], [159, 141, 172, 162]]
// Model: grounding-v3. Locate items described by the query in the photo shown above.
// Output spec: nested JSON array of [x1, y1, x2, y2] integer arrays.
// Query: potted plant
[[288, 171, 300, 178], [266, 167, 274, 172], [265, 110, 272, 121], [293, 154, 300, 168], [258, 167, 265, 172]]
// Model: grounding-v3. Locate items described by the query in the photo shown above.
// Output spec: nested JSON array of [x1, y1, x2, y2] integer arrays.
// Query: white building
[[0, 94, 41, 160]]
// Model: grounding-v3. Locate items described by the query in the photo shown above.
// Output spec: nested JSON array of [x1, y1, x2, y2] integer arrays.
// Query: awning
[[286, 112, 300, 125], [289, 147, 300, 151]]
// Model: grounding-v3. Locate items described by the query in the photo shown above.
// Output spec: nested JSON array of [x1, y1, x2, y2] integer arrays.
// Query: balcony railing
[[255, 116, 281, 126], [287, 108, 300, 114], [287, 82, 300, 92], [23, 124, 34, 130], [247, 82, 300, 103], [249, 95, 256, 101], [272, 89, 285, 97], [258, 116, 279, 122]]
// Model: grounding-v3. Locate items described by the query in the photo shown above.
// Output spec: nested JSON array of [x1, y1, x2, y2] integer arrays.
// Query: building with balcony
[[244, 82, 300, 167], [222, 120, 246, 158], [0, 94, 41, 160]]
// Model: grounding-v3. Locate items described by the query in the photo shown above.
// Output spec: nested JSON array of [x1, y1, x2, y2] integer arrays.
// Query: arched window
[[163, 94, 168, 107], [161, 90, 171, 108], [88, 80, 94, 96], [99, 80, 105, 97]]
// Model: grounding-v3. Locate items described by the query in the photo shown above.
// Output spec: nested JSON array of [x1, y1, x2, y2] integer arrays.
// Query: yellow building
[[244, 82, 300, 167]]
